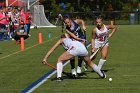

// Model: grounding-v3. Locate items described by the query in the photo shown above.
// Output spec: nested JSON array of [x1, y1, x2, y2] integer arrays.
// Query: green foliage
[[41, 0, 140, 13], [0, 0, 4, 3]]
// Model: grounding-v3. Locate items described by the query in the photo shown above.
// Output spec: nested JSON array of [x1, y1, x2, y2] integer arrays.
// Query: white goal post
[[33, 5, 56, 27]]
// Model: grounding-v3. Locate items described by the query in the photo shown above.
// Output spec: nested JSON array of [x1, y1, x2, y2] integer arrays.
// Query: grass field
[[0, 25, 140, 93]]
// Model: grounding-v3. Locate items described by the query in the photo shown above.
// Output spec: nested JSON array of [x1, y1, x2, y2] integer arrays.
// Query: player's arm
[[43, 39, 62, 63], [74, 19, 86, 30], [106, 25, 117, 38], [91, 28, 96, 53], [65, 29, 85, 42]]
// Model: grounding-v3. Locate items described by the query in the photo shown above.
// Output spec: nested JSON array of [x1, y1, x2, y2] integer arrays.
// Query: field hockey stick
[[43, 61, 70, 76], [83, 29, 86, 40], [83, 42, 101, 71], [61, 21, 64, 33], [43, 61, 57, 70], [90, 39, 108, 60], [90, 48, 100, 59], [58, 14, 65, 33]]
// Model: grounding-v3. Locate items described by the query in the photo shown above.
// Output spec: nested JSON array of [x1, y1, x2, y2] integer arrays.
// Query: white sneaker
[[71, 68, 76, 76], [77, 66, 82, 74], [83, 62, 88, 71], [28, 34, 31, 37]]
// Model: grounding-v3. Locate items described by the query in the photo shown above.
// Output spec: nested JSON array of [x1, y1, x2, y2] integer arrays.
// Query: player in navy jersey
[[63, 17, 86, 77]]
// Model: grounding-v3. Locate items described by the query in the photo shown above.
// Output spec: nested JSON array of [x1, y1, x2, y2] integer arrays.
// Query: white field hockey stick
[[90, 39, 108, 60], [83, 44, 101, 71], [83, 39, 108, 71], [90, 48, 100, 59]]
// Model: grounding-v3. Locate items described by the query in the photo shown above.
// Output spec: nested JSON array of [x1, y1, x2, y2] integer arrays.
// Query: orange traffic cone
[[39, 33, 42, 44], [20, 37, 24, 51]]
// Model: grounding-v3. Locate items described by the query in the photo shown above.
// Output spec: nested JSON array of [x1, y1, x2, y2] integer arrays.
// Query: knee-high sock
[[91, 64, 103, 77], [78, 56, 83, 67], [57, 62, 63, 78], [98, 59, 106, 70], [70, 58, 75, 69]]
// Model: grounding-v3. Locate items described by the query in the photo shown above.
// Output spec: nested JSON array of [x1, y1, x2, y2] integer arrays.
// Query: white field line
[[0, 36, 59, 60], [26, 70, 57, 93]]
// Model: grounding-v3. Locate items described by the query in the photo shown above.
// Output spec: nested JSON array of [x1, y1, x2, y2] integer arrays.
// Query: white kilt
[[94, 39, 109, 48], [67, 41, 88, 56]]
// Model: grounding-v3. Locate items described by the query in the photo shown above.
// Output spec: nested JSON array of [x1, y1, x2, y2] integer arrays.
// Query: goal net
[[33, 5, 56, 27]]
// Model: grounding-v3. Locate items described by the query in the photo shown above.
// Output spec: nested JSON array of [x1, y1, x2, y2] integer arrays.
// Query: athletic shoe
[[77, 73, 83, 77], [71, 74, 76, 79], [77, 66, 82, 74], [56, 77, 63, 81], [28, 34, 31, 37], [83, 62, 88, 71], [101, 71, 106, 79], [71, 68, 76, 76]]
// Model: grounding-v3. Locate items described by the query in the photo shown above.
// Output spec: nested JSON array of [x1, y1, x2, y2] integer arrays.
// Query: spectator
[[7, 7, 14, 39], [0, 7, 9, 40], [0, 7, 6, 29], [24, 9, 32, 36], [12, 23, 29, 44]]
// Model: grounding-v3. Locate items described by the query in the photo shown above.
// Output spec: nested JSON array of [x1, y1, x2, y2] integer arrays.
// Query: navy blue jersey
[[66, 20, 84, 38]]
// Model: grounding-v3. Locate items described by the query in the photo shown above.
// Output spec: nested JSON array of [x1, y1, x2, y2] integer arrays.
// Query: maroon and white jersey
[[94, 24, 109, 48], [95, 24, 108, 42]]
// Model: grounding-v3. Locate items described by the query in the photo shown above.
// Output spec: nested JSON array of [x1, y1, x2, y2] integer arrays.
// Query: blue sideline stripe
[[20, 42, 91, 93], [21, 69, 55, 93]]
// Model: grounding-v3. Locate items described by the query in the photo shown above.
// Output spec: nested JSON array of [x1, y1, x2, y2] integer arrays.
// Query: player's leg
[[77, 56, 83, 74], [83, 56, 106, 78], [57, 51, 74, 81], [77, 35, 86, 73], [98, 45, 109, 70], [24, 24, 28, 33], [27, 24, 31, 34], [70, 57, 77, 77]]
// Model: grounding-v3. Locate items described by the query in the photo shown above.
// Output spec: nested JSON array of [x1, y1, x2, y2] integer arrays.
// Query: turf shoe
[[56, 77, 63, 81], [77, 66, 82, 74], [83, 62, 88, 71], [101, 71, 106, 79], [71, 68, 76, 75]]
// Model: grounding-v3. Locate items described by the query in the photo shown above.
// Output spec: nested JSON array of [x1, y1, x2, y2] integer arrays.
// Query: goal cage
[[6, 0, 56, 28]]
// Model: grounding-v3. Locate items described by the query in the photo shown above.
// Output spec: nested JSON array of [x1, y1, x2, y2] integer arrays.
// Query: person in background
[[0, 7, 9, 40], [12, 23, 29, 45], [24, 9, 32, 36]]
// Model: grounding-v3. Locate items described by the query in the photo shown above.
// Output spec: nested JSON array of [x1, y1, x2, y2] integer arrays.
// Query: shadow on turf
[[85, 68, 115, 73], [51, 72, 102, 81], [51, 68, 115, 81]]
